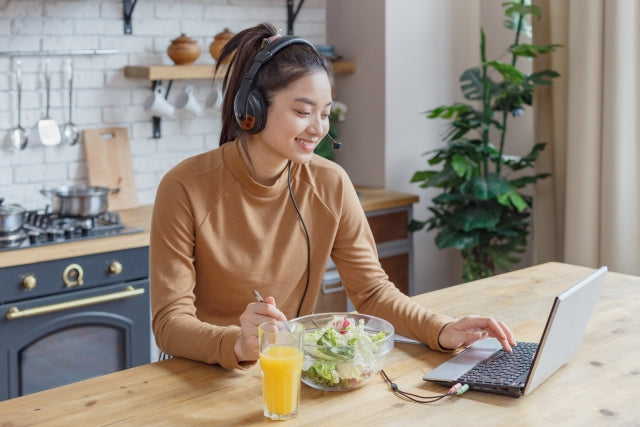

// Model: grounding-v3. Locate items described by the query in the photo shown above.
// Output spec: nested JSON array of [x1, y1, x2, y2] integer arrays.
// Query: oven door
[[0, 279, 149, 401]]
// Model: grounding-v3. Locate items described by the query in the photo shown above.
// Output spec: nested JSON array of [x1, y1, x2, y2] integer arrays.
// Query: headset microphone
[[326, 133, 342, 149]]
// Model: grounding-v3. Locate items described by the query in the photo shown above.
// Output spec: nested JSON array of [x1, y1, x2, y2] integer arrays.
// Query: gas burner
[[0, 208, 142, 252], [0, 229, 28, 248]]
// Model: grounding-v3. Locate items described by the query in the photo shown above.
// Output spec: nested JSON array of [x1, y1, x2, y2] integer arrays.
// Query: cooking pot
[[0, 198, 26, 234], [40, 185, 120, 218]]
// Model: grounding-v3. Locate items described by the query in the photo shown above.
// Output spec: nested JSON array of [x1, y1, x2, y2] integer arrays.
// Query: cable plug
[[447, 383, 463, 395], [455, 384, 470, 395]]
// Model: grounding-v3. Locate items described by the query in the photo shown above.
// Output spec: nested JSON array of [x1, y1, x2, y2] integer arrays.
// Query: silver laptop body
[[423, 266, 607, 398]]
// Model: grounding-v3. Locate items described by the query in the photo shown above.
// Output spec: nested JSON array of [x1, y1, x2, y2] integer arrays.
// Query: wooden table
[[0, 262, 637, 425]]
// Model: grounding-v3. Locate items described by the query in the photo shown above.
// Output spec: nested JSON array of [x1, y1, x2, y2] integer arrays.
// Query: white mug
[[174, 85, 203, 117], [205, 81, 223, 112], [143, 86, 175, 118]]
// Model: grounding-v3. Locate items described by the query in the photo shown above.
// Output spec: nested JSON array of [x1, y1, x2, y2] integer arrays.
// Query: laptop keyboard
[[459, 342, 539, 386]]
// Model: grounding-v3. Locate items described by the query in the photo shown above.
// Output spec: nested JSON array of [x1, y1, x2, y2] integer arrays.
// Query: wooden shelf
[[124, 60, 355, 81]]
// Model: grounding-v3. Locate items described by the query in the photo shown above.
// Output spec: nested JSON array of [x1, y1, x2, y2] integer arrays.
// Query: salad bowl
[[292, 313, 394, 391]]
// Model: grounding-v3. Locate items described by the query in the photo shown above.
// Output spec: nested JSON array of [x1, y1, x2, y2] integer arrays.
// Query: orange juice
[[260, 344, 303, 418]]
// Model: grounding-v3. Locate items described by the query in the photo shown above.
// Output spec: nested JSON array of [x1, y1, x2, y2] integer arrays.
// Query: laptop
[[423, 266, 607, 398]]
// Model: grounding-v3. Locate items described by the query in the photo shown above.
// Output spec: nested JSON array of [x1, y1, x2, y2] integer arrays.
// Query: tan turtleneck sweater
[[150, 140, 454, 369]]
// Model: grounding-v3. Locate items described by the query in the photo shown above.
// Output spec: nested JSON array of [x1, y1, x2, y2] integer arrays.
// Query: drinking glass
[[258, 321, 304, 421]]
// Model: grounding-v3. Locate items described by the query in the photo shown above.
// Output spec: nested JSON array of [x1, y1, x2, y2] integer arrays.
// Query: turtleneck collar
[[222, 139, 297, 198]]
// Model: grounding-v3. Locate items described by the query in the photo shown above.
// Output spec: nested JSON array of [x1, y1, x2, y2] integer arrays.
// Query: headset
[[233, 34, 342, 149], [234, 35, 314, 134]]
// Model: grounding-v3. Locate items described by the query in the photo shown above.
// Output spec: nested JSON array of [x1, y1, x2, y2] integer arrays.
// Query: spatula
[[38, 58, 61, 146]]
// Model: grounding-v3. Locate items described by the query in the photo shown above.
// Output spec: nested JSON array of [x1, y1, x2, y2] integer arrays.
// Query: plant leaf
[[435, 226, 478, 250], [450, 204, 502, 231], [486, 173, 512, 197], [460, 67, 485, 101], [488, 61, 523, 84], [528, 69, 561, 85], [509, 43, 562, 58]]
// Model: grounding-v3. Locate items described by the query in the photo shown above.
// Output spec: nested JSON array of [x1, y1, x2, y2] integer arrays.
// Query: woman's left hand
[[438, 315, 517, 352]]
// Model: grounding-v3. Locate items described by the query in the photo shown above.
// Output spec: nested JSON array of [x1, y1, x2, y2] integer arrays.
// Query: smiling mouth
[[296, 138, 317, 152]]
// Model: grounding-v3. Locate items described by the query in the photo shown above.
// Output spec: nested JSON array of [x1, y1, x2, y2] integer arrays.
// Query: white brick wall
[[0, 0, 327, 209]]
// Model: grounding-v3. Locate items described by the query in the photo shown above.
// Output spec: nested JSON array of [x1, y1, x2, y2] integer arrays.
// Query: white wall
[[0, 0, 327, 209], [327, 0, 536, 292]]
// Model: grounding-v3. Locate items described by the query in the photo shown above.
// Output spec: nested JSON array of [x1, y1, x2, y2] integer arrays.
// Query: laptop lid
[[523, 265, 607, 394], [423, 266, 607, 396]]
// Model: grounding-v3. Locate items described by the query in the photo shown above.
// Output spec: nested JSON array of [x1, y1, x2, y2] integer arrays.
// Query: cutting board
[[83, 127, 139, 211]]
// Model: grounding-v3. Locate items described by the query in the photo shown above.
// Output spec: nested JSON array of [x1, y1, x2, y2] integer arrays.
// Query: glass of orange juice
[[259, 321, 304, 420]]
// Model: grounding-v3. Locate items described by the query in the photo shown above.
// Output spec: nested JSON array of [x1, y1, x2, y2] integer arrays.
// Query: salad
[[301, 315, 391, 390]]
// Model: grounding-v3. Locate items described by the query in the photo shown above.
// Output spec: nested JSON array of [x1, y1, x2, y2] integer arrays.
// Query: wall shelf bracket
[[286, 0, 305, 35], [150, 80, 173, 139], [123, 0, 138, 35]]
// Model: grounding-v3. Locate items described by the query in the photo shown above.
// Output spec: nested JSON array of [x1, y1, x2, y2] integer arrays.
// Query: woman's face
[[253, 71, 332, 169]]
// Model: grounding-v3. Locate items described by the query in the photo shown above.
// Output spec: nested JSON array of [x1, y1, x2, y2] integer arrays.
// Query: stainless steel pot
[[0, 198, 26, 234], [40, 185, 120, 218]]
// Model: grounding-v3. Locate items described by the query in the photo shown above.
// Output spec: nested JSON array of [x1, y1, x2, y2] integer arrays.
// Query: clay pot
[[209, 28, 235, 61], [167, 33, 201, 65]]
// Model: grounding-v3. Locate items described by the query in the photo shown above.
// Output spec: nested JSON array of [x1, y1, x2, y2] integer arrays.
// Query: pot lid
[[0, 198, 25, 216], [170, 33, 198, 45]]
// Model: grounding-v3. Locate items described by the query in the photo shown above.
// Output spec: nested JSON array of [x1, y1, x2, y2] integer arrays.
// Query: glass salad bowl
[[291, 313, 394, 391]]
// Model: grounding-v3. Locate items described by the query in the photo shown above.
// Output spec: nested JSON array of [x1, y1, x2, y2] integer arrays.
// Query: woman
[[150, 23, 516, 369]]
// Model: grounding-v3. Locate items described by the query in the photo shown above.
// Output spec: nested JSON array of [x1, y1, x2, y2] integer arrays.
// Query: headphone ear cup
[[241, 89, 267, 134]]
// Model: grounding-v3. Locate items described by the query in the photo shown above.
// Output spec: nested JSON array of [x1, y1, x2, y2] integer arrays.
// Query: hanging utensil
[[10, 60, 28, 150], [62, 59, 80, 145], [37, 58, 61, 146]]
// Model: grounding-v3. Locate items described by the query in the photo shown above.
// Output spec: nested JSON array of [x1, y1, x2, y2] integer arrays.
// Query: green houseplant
[[410, 0, 560, 281]]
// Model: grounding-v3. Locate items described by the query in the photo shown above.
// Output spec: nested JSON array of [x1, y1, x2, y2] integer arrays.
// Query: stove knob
[[109, 261, 123, 275], [22, 275, 37, 290]]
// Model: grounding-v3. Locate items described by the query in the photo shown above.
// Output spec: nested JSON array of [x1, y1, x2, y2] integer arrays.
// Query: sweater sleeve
[[149, 171, 248, 370], [330, 181, 456, 352]]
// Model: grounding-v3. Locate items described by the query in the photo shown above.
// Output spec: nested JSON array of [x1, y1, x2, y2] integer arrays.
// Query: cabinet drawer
[[367, 210, 409, 243]]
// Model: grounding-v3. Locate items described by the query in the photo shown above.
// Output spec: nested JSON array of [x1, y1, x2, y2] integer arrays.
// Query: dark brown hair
[[214, 23, 334, 146]]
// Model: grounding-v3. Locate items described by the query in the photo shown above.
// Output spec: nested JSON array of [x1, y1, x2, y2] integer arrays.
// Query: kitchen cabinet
[[314, 188, 419, 313]]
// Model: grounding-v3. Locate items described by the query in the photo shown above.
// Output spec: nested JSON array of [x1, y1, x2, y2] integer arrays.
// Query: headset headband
[[234, 35, 316, 128]]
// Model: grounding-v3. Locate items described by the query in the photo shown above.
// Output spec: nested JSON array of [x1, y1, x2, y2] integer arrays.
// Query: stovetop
[[0, 209, 143, 252]]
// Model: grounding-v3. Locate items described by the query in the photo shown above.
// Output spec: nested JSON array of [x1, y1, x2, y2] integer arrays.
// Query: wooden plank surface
[[123, 61, 356, 81], [0, 262, 637, 425]]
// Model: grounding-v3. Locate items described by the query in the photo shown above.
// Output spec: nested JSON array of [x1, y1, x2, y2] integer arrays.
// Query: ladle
[[62, 58, 80, 145], [10, 60, 28, 150]]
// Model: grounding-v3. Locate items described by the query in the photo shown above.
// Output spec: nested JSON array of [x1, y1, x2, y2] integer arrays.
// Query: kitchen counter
[[0, 262, 637, 424], [0, 188, 418, 269]]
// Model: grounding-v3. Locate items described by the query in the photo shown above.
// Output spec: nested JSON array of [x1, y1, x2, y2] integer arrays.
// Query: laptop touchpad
[[424, 338, 503, 381]]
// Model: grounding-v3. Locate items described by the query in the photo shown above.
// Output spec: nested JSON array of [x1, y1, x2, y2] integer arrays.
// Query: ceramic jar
[[167, 33, 201, 65], [209, 28, 235, 61]]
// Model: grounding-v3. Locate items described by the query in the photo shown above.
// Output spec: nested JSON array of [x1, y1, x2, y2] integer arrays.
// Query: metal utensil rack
[[0, 49, 119, 57]]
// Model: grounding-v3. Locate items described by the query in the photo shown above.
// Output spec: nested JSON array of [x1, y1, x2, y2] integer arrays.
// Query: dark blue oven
[[0, 246, 150, 401]]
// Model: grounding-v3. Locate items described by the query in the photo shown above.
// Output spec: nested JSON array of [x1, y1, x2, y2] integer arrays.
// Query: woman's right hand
[[234, 296, 287, 362]]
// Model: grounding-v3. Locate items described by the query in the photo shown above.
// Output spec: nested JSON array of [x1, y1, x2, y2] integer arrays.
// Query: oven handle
[[5, 285, 145, 320]]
